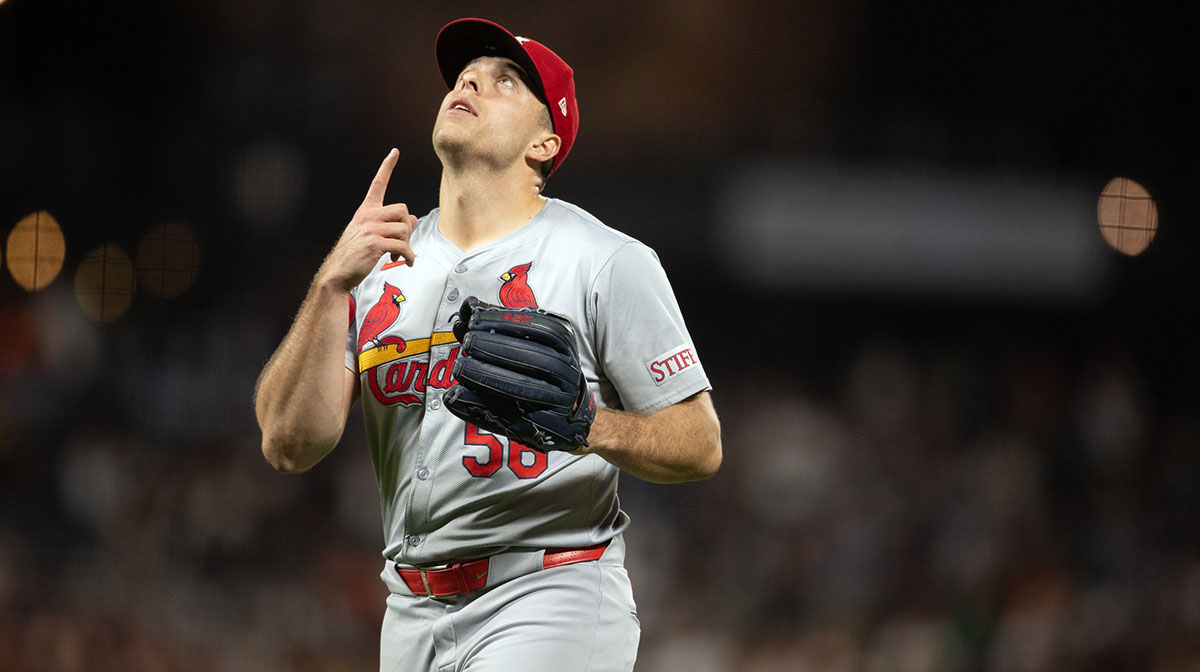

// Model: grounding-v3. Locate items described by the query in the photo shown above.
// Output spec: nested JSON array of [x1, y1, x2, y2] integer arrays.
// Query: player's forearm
[[582, 391, 722, 484], [255, 277, 353, 472]]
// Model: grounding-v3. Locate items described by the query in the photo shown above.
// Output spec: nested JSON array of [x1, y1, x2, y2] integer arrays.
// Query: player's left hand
[[444, 297, 595, 452]]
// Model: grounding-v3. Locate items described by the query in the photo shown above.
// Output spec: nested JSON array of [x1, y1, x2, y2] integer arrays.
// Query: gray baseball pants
[[379, 535, 640, 672]]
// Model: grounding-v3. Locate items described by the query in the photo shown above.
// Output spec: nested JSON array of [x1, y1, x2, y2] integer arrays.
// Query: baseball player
[[254, 18, 722, 671]]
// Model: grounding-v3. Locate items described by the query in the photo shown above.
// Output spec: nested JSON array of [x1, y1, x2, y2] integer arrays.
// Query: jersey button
[[429, 397, 441, 411], [416, 467, 430, 480], [454, 263, 468, 273], [446, 288, 460, 302], [407, 535, 421, 547]]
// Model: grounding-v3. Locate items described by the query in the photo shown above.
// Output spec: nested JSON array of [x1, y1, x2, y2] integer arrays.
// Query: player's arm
[[579, 390, 721, 484], [574, 241, 723, 483], [254, 284, 363, 473], [254, 149, 417, 472]]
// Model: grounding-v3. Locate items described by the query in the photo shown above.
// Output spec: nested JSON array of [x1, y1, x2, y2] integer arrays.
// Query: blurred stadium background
[[1, 0, 1197, 670]]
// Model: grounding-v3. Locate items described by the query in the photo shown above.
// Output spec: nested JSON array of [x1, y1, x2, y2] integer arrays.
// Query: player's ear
[[527, 132, 561, 166]]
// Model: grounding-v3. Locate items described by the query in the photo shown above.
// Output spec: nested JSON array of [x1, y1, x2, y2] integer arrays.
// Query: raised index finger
[[363, 148, 399, 206]]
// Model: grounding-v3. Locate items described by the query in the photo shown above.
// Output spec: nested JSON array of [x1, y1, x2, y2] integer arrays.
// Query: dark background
[[2, 1, 1198, 670]]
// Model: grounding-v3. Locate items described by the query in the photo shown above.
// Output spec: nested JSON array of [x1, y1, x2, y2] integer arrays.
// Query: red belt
[[396, 541, 609, 598]]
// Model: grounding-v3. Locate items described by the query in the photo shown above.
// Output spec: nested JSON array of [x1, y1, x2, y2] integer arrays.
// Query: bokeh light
[[6, 210, 66, 291], [74, 243, 135, 323], [135, 221, 202, 299], [1098, 177, 1157, 256]]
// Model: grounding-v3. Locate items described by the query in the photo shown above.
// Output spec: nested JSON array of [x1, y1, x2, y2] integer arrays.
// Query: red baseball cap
[[436, 18, 579, 177]]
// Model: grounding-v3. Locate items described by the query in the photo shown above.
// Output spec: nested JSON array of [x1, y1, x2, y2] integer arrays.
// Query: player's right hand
[[317, 148, 418, 292]]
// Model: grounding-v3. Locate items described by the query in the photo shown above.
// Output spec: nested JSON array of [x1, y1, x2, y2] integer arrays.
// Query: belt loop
[[449, 563, 470, 595]]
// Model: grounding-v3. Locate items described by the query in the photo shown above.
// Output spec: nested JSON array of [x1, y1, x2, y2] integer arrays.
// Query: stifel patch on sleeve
[[646, 344, 700, 386]]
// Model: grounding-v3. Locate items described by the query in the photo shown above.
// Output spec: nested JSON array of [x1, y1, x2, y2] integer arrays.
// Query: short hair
[[505, 60, 555, 190], [536, 104, 554, 190]]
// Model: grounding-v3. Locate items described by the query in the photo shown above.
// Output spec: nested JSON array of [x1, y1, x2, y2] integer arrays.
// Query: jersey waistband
[[380, 535, 624, 599]]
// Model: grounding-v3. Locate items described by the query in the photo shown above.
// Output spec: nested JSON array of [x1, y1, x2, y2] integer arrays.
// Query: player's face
[[432, 56, 552, 172]]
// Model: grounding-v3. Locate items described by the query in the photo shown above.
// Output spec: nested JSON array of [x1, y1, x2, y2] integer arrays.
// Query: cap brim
[[436, 19, 548, 106]]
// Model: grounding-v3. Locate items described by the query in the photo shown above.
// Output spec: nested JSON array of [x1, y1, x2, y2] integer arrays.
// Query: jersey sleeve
[[589, 242, 711, 414], [345, 289, 359, 374]]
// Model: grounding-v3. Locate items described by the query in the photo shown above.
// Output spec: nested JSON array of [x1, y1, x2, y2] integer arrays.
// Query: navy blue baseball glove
[[445, 297, 596, 451]]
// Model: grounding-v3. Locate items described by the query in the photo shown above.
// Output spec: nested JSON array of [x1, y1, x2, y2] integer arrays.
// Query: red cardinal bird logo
[[357, 283, 406, 353], [498, 262, 537, 309]]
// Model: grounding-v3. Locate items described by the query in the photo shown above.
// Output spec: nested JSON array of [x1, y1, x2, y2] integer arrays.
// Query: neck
[[437, 163, 546, 252]]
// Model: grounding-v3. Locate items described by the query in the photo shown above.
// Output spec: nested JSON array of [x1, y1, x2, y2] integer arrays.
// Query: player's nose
[[458, 71, 480, 94]]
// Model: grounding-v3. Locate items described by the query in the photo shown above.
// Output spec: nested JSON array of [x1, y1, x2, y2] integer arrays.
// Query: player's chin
[[432, 125, 472, 157]]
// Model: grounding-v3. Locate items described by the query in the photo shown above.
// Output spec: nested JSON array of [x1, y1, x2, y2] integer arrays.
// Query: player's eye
[[498, 75, 514, 87]]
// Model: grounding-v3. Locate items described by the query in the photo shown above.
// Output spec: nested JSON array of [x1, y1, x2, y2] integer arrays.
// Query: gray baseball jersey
[[345, 197, 710, 566]]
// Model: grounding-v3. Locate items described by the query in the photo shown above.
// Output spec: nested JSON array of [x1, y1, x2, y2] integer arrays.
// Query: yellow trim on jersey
[[358, 331, 459, 373]]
